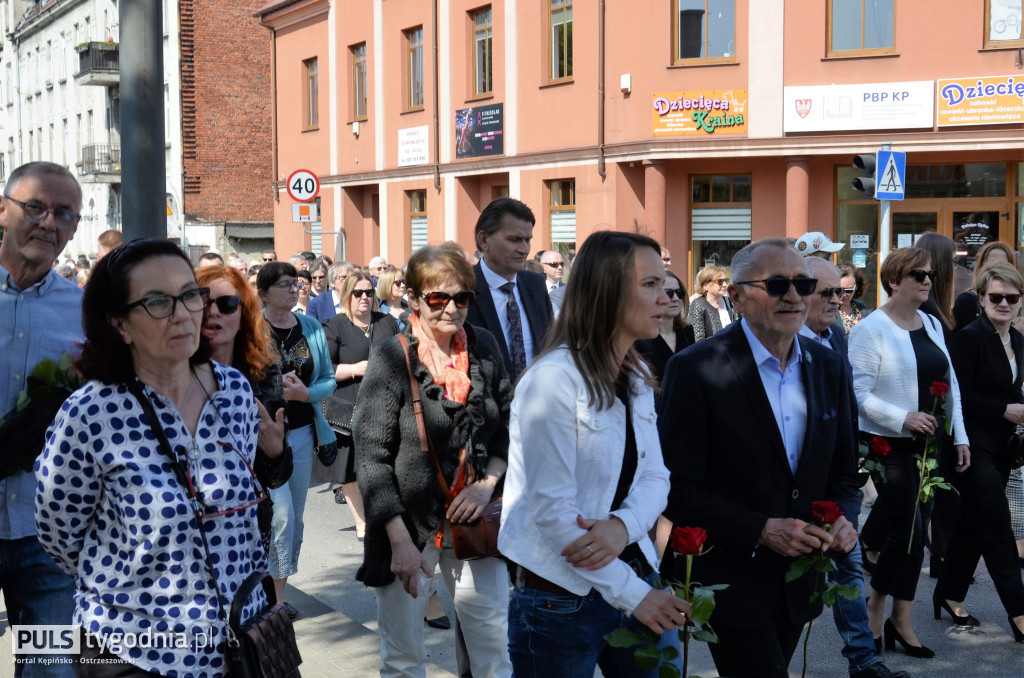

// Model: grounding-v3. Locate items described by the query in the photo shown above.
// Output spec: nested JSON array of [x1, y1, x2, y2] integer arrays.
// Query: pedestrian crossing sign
[[874, 150, 906, 200]]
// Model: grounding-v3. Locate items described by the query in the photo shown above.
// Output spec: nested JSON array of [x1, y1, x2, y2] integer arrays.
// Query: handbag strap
[[230, 570, 277, 632], [396, 334, 452, 500]]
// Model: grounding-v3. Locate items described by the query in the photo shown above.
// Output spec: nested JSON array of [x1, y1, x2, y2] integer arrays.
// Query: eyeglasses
[[122, 287, 211, 319], [180, 441, 267, 520], [271, 279, 301, 291], [394, 280, 406, 286], [716, 279, 729, 286], [542, 261, 565, 268], [735, 277, 818, 297], [987, 292, 1022, 305], [818, 287, 844, 301], [3, 195, 81, 228], [662, 257, 672, 264], [664, 288, 682, 299], [351, 288, 374, 298], [207, 294, 242, 314], [906, 269, 937, 284], [334, 274, 349, 281], [262, 256, 276, 262], [841, 287, 857, 297], [418, 290, 476, 310]]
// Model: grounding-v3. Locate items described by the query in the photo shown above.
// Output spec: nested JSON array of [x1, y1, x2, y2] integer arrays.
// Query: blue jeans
[[267, 425, 314, 579], [508, 570, 681, 678], [1, 536, 76, 678], [830, 539, 878, 674]]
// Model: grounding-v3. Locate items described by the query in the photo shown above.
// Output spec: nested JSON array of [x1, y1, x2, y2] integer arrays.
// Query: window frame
[[983, 0, 1024, 49], [303, 57, 319, 130], [471, 7, 493, 98], [351, 43, 368, 122], [548, 179, 576, 256], [409, 189, 428, 253], [548, 0, 573, 83], [671, 0, 737, 66], [826, 0, 897, 58], [405, 27, 425, 111]]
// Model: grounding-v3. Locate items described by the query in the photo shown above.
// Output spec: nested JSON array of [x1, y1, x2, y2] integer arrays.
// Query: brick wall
[[182, 0, 273, 223]]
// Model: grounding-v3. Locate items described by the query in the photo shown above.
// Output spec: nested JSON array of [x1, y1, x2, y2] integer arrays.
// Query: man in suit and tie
[[534, 250, 566, 293], [798, 258, 908, 678], [658, 238, 860, 678], [466, 197, 553, 380]]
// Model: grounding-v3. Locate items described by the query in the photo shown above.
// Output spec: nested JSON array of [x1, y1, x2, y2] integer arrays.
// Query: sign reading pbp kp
[[286, 169, 320, 203]]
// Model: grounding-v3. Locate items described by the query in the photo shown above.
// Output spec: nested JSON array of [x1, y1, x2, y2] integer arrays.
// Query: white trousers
[[376, 542, 512, 678]]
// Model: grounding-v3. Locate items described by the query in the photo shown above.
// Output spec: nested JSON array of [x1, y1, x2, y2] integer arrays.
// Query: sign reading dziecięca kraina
[[937, 74, 1024, 126], [652, 90, 748, 136]]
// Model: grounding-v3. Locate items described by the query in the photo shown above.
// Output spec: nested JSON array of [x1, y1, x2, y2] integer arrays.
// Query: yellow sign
[[937, 74, 1024, 126], [652, 90, 748, 136]]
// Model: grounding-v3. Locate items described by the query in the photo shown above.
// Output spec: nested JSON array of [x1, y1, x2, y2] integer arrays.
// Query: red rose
[[869, 436, 891, 457], [811, 501, 843, 528], [669, 526, 707, 556], [930, 381, 949, 397]]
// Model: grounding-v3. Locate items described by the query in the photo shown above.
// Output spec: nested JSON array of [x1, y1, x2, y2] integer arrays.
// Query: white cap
[[795, 232, 845, 256]]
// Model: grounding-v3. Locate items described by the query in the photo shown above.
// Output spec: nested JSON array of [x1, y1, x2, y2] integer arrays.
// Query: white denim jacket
[[499, 346, 669, 615]]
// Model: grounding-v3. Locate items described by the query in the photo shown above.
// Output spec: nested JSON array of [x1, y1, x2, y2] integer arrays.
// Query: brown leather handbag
[[397, 335, 501, 560]]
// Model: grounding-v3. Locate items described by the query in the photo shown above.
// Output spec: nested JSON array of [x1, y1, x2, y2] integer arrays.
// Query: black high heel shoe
[[884, 618, 935, 658], [1010, 616, 1024, 643], [874, 636, 882, 654], [933, 595, 980, 626]]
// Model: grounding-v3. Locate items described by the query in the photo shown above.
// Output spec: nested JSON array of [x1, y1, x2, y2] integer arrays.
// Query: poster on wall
[[397, 126, 429, 167], [455, 103, 504, 158], [652, 90, 748, 136], [783, 81, 934, 132], [937, 75, 1024, 126]]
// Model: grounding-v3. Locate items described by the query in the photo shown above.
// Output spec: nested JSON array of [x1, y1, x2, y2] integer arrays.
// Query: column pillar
[[643, 160, 668, 245], [785, 157, 810, 238]]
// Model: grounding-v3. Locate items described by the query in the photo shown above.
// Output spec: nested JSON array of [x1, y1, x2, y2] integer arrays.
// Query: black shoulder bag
[[127, 378, 302, 678]]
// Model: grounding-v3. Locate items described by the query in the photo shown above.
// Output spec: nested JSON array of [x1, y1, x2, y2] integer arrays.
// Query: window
[[87, 110, 94, 146], [549, 1, 572, 81], [674, 0, 736, 63], [985, 1, 1023, 48], [45, 41, 52, 85], [827, 0, 895, 56], [62, 119, 69, 166], [406, 28, 424, 110], [164, 85, 171, 141], [409, 190, 427, 252], [303, 58, 318, 129], [549, 179, 576, 257], [351, 43, 367, 120], [690, 174, 751, 277], [28, 130, 34, 162], [59, 33, 66, 81], [49, 124, 55, 161], [472, 8, 492, 96], [5, 63, 11, 105]]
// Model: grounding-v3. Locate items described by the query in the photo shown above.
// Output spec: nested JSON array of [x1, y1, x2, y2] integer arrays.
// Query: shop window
[[690, 175, 750, 278], [472, 8, 493, 96], [406, 27, 424, 110], [1017, 162, 1024, 248], [549, 1, 572, 82], [303, 58, 318, 129], [985, 1, 1023, 48], [903, 163, 1006, 199], [836, 166, 881, 311], [827, 0, 895, 56], [673, 0, 736, 64], [351, 43, 367, 121], [549, 179, 576, 257], [409, 190, 427, 252]]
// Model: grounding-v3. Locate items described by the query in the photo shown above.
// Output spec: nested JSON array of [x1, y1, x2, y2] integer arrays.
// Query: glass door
[[891, 210, 939, 249]]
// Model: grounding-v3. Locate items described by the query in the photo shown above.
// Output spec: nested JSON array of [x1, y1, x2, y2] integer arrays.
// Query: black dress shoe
[[884, 618, 935, 658], [851, 663, 911, 678], [933, 595, 980, 626], [425, 615, 451, 630]]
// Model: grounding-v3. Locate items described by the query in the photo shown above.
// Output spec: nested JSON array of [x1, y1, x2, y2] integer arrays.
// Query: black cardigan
[[353, 323, 512, 586]]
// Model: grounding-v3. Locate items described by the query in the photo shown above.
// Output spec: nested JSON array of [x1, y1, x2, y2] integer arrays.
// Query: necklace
[[353, 316, 371, 339], [1001, 332, 1011, 346], [179, 370, 197, 409], [272, 320, 297, 350]]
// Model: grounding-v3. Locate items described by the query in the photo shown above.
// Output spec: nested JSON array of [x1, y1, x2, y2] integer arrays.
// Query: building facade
[[261, 0, 1024, 309]]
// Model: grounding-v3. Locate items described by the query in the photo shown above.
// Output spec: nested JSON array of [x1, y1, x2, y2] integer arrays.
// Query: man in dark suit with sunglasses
[[658, 238, 864, 678], [466, 197, 553, 381]]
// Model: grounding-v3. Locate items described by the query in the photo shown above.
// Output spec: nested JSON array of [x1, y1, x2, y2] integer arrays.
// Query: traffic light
[[852, 154, 876, 199]]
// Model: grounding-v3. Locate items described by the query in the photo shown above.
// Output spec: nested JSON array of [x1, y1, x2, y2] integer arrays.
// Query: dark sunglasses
[[987, 292, 1022, 305], [664, 288, 682, 299], [207, 295, 242, 314], [906, 269, 937, 284], [818, 287, 844, 301], [735, 277, 818, 297], [418, 290, 476, 310], [350, 288, 375, 298]]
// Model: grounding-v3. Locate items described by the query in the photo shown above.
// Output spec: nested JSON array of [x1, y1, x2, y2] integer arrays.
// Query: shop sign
[[783, 81, 934, 132], [937, 74, 1024, 126], [397, 126, 429, 167], [455, 103, 504, 158], [652, 90, 747, 136]]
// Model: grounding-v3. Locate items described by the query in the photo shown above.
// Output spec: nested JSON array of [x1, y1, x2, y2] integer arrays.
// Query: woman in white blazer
[[849, 246, 971, 661], [500, 231, 689, 678]]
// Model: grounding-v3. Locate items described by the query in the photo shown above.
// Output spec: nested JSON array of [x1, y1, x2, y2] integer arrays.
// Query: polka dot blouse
[[35, 362, 268, 677]]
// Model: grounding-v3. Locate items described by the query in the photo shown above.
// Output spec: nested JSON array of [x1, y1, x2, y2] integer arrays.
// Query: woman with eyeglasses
[[309, 264, 330, 298], [689, 265, 732, 342], [635, 270, 694, 385], [321, 272, 400, 537], [837, 263, 870, 334], [376, 266, 411, 329], [934, 264, 1024, 642], [35, 239, 291, 676], [849, 246, 971, 660], [256, 261, 336, 617], [292, 269, 312, 314], [353, 242, 514, 677]]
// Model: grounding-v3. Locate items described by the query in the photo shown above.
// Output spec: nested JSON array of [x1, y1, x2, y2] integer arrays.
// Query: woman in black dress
[[322, 271, 400, 537], [635, 270, 694, 385]]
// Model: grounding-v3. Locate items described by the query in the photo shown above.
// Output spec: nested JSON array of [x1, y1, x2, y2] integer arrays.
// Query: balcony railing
[[75, 42, 119, 87], [79, 144, 121, 181]]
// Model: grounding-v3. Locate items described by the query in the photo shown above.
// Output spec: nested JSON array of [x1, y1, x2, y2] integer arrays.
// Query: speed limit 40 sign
[[286, 169, 320, 203]]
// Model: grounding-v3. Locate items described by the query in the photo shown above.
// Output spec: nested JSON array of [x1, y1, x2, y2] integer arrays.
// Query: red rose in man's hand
[[669, 526, 707, 556], [811, 501, 843, 528]]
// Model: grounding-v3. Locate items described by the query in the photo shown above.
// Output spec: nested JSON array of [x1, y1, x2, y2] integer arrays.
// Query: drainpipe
[[258, 15, 280, 204], [597, 0, 606, 180], [432, 0, 440, 190]]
